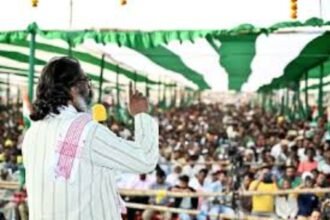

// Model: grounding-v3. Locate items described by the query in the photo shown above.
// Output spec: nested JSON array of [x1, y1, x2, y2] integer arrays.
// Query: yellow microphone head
[[17, 156, 23, 164], [92, 104, 107, 122], [4, 139, 13, 148]]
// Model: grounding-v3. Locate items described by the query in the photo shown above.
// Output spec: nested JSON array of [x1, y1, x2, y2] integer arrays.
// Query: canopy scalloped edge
[[259, 31, 330, 93], [0, 17, 329, 48]]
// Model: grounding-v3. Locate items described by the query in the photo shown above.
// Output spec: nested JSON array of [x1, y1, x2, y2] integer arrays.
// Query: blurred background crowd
[[1, 100, 330, 220]]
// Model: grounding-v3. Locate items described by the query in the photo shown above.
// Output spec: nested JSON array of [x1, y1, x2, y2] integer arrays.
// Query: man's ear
[[70, 86, 79, 97]]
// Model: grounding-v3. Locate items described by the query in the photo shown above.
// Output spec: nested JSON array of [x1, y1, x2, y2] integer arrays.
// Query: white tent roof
[[0, 0, 330, 95], [1, 0, 330, 31]]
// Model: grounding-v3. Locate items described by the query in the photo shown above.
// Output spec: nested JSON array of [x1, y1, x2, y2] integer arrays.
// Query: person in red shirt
[[298, 148, 318, 174]]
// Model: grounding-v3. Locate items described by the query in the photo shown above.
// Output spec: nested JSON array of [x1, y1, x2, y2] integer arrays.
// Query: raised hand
[[128, 82, 149, 116]]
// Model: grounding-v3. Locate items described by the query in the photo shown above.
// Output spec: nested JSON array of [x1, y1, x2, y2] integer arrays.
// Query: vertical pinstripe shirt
[[22, 105, 159, 220]]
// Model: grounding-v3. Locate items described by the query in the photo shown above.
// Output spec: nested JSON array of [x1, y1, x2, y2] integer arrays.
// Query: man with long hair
[[22, 57, 159, 220]]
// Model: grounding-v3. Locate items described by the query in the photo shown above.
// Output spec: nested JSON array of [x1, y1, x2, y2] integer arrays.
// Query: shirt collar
[[58, 104, 78, 115]]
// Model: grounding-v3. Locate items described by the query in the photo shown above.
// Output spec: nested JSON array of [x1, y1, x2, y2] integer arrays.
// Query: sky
[[0, 0, 329, 31]]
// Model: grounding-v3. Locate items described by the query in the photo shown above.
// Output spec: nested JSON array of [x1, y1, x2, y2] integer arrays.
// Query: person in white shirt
[[22, 57, 159, 220], [166, 165, 182, 186], [126, 174, 154, 219], [275, 178, 298, 219], [271, 139, 289, 164], [318, 150, 330, 174], [189, 169, 209, 210]]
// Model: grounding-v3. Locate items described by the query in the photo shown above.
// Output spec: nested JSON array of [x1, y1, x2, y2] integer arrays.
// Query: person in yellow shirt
[[249, 165, 278, 218]]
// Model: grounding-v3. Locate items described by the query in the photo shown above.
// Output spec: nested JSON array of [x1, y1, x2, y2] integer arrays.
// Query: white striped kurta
[[22, 105, 159, 220]]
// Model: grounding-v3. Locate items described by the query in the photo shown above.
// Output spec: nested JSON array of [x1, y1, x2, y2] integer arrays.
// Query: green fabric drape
[[0, 18, 329, 47], [0, 18, 330, 93], [208, 34, 258, 91], [8, 41, 158, 85], [259, 32, 330, 92], [131, 46, 210, 90]]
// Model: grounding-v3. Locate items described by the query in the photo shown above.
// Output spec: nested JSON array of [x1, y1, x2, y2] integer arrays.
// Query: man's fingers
[[132, 90, 144, 97]]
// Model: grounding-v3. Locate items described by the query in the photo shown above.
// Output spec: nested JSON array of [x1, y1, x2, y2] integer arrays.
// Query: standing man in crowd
[[249, 165, 277, 218], [22, 57, 159, 220]]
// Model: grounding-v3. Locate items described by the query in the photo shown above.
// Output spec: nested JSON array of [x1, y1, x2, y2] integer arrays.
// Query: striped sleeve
[[89, 113, 159, 173]]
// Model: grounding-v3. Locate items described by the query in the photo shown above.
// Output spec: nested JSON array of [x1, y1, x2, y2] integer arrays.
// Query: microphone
[[92, 104, 107, 122]]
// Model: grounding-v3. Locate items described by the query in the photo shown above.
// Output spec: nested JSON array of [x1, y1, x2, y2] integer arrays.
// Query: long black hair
[[30, 57, 84, 121]]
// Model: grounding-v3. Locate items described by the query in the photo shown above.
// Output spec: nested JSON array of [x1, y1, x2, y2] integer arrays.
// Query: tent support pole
[[68, 36, 73, 58], [6, 72, 10, 107], [305, 71, 309, 118], [296, 82, 304, 119], [285, 88, 289, 116], [116, 66, 120, 109], [157, 78, 161, 105], [28, 29, 36, 101], [134, 71, 137, 91], [98, 54, 105, 103], [281, 93, 285, 115], [269, 93, 273, 112], [261, 93, 265, 111], [68, 44, 72, 57], [145, 75, 149, 97], [318, 63, 324, 118]]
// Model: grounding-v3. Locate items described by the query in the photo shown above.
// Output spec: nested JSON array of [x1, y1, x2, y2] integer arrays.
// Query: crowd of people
[[1, 100, 330, 219], [115, 103, 330, 220], [0, 102, 27, 220]]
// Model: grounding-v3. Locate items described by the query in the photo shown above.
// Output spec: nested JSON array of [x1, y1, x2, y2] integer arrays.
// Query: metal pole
[[318, 63, 324, 118], [70, 0, 74, 28], [6, 72, 9, 107], [157, 78, 161, 105], [319, 0, 323, 19], [16, 87, 20, 118], [305, 71, 309, 118], [68, 39, 73, 58], [286, 88, 289, 116], [98, 54, 105, 103], [163, 82, 166, 108], [116, 66, 120, 109], [269, 93, 273, 112], [17, 87, 20, 107], [305, 72, 309, 109], [145, 74, 149, 97], [281, 93, 285, 115], [296, 82, 304, 119], [261, 93, 265, 111], [134, 71, 137, 91], [28, 29, 36, 101]]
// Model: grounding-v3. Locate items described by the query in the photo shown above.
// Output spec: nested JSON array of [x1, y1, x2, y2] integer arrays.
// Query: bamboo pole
[[304, 71, 309, 116], [125, 202, 272, 220], [119, 187, 330, 198], [98, 54, 105, 103], [2, 182, 330, 197], [318, 63, 324, 118], [28, 28, 36, 101], [0, 195, 273, 220]]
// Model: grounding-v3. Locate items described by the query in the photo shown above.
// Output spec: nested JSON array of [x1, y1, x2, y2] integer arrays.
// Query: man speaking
[[22, 57, 159, 220]]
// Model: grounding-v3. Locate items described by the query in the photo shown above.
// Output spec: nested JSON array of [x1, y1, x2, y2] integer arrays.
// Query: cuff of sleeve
[[134, 113, 153, 123], [134, 113, 155, 135]]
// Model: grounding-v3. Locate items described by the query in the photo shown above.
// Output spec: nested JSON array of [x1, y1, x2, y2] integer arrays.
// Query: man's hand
[[128, 82, 149, 116]]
